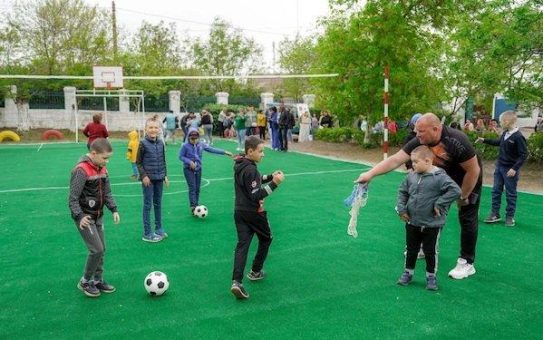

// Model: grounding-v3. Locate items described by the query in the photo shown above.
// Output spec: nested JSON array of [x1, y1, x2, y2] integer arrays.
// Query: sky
[[85, 0, 331, 71]]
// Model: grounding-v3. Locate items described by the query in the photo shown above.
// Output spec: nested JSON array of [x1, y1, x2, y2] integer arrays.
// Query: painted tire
[[0, 130, 21, 142], [42, 129, 64, 141]]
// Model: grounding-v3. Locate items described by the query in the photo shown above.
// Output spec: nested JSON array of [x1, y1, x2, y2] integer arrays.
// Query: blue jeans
[[142, 179, 164, 236], [236, 129, 246, 149], [491, 164, 520, 218], [183, 168, 201, 208]]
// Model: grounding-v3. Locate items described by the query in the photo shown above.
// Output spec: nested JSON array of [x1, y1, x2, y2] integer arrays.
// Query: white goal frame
[[74, 89, 146, 143]]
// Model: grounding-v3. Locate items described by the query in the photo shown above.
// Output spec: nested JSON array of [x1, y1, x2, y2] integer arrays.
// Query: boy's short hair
[[245, 136, 264, 153], [90, 138, 112, 153], [500, 110, 517, 124], [411, 145, 434, 160]]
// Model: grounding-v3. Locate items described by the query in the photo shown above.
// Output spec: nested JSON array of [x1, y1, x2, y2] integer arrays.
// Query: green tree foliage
[[277, 36, 316, 100], [448, 0, 543, 112], [189, 18, 263, 94], [310, 1, 450, 126], [6, 0, 111, 75]]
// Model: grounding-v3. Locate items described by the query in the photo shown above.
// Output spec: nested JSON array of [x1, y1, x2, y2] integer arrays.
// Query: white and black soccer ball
[[194, 205, 208, 218], [144, 271, 169, 296]]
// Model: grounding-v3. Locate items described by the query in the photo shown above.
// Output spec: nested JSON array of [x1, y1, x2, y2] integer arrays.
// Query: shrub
[[314, 127, 353, 143], [527, 132, 543, 161]]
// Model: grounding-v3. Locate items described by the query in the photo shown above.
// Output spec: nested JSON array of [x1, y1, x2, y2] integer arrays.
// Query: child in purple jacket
[[179, 127, 232, 214]]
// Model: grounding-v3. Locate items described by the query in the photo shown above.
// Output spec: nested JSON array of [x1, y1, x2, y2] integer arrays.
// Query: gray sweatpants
[[76, 216, 106, 281]]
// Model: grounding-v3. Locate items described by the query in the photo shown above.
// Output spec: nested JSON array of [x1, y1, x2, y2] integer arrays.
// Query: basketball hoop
[[93, 66, 123, 89]]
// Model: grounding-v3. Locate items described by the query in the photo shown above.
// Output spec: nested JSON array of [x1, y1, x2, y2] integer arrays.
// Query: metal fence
[[29, 91, 64, 109], [10, 92, 262, 112]]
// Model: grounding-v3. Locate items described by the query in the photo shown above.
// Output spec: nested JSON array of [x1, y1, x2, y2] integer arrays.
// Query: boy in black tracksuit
[[230, 136, 284, 300]]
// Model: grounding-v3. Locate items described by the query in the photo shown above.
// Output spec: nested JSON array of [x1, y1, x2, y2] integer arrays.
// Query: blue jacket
[[136, 136, 167, 180], [179, 128, 227, 171], [483, 130, 527, 171]]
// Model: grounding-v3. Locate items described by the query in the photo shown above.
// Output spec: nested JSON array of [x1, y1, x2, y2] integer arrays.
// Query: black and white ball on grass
[[194, 205, 208, 218], [144, 271, 169, 296]]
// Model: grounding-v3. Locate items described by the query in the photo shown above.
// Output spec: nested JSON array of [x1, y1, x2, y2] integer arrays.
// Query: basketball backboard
[[93, 66, 123, 89]]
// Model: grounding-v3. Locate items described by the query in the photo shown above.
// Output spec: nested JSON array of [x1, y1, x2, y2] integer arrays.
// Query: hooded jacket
[[234, 156, 277, 212], [396, 167, 461, 228], [126, 130, 139, 163], [68, 155, 118, 224], [179, 127, 227, 171]]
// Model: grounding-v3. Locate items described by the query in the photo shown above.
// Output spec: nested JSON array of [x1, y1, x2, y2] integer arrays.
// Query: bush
[[464, 131, 500, 160], [527, 132, 543, 161], [314, 127, 353, 143]]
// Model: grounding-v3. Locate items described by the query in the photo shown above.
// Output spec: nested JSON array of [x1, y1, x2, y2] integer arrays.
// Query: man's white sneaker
[[448, 258, 476, 279]]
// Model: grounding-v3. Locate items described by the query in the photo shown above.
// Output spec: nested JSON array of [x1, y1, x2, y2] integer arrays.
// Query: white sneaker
[[448, 258, 476, 279]]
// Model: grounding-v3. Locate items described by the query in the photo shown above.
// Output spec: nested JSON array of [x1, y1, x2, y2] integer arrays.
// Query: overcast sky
[[85, 0, 331, 70]]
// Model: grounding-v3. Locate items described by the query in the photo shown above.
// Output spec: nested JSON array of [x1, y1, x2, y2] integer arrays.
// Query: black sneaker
[[247, 270, 266, 281], [230, 280, 249, 299], [77, 280, 101, 297], [484, 213, 501, 223], [426, 275, 438, 291], [94, 280, 116, 293]]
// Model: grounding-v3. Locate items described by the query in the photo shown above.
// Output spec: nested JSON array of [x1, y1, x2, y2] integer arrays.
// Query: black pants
[[232, 210, 273, 282], [405, 224, 441, 274], [279, 126, 289, 151], [259, 126, 266, 140], [458, 183, 481, 264]]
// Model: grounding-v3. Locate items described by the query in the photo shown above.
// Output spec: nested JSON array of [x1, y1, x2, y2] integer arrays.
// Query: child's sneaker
[[484, 213, 501, 223], [94, 280, 116, 293], [155, 230, 168, 238], [77, 280, 101, 297], [247, 270, 266, 281], [505, 216, 516, 227], [426, 275, 438, 291], [142, 233, 163, 243], [397, 271, 413, 286], [230, 280, 249, 299]]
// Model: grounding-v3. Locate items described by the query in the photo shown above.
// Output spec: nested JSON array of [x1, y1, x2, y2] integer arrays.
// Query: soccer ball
[[144, 271, 169, 296], [194, 205, 208, 218]]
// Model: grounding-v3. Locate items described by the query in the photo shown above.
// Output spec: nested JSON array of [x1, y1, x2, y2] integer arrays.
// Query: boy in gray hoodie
[[396, 145, 461, 290]]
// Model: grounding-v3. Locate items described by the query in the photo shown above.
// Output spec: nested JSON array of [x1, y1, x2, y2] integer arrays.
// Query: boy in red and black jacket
[[69, 138, 120, 298], [230, 136, 284, 300]]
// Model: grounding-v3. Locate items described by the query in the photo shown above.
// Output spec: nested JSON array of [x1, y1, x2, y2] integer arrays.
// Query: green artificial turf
[[0, 140, 541, 339]]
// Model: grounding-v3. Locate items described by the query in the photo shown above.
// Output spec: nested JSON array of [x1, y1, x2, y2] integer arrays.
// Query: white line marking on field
[[0, 169, 360, 194]]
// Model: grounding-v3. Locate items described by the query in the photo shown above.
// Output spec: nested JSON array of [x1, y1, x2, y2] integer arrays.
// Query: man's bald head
[[415, 113, 443, 145], [418, 113, 441, 127]]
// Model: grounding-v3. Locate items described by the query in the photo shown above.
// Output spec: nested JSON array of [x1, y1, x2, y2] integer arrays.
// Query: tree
[[312, 1, 451, 125], [189, 17, 263, 94], [6, 0, 112, 75], [277, 36, 316, 100], [447, 0, 543, 113]]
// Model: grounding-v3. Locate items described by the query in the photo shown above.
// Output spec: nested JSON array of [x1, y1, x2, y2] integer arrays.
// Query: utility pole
[[112, 1, 118, 62]]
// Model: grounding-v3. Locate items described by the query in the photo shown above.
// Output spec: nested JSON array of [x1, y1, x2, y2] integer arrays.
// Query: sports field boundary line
[[0, 169, 361, 194]]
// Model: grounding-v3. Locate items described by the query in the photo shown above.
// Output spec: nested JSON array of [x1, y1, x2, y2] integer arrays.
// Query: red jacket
[[83, 122, 109, 145]]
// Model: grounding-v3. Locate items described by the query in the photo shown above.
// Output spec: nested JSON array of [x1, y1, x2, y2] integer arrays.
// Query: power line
[[114, 7, 300, 36]]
